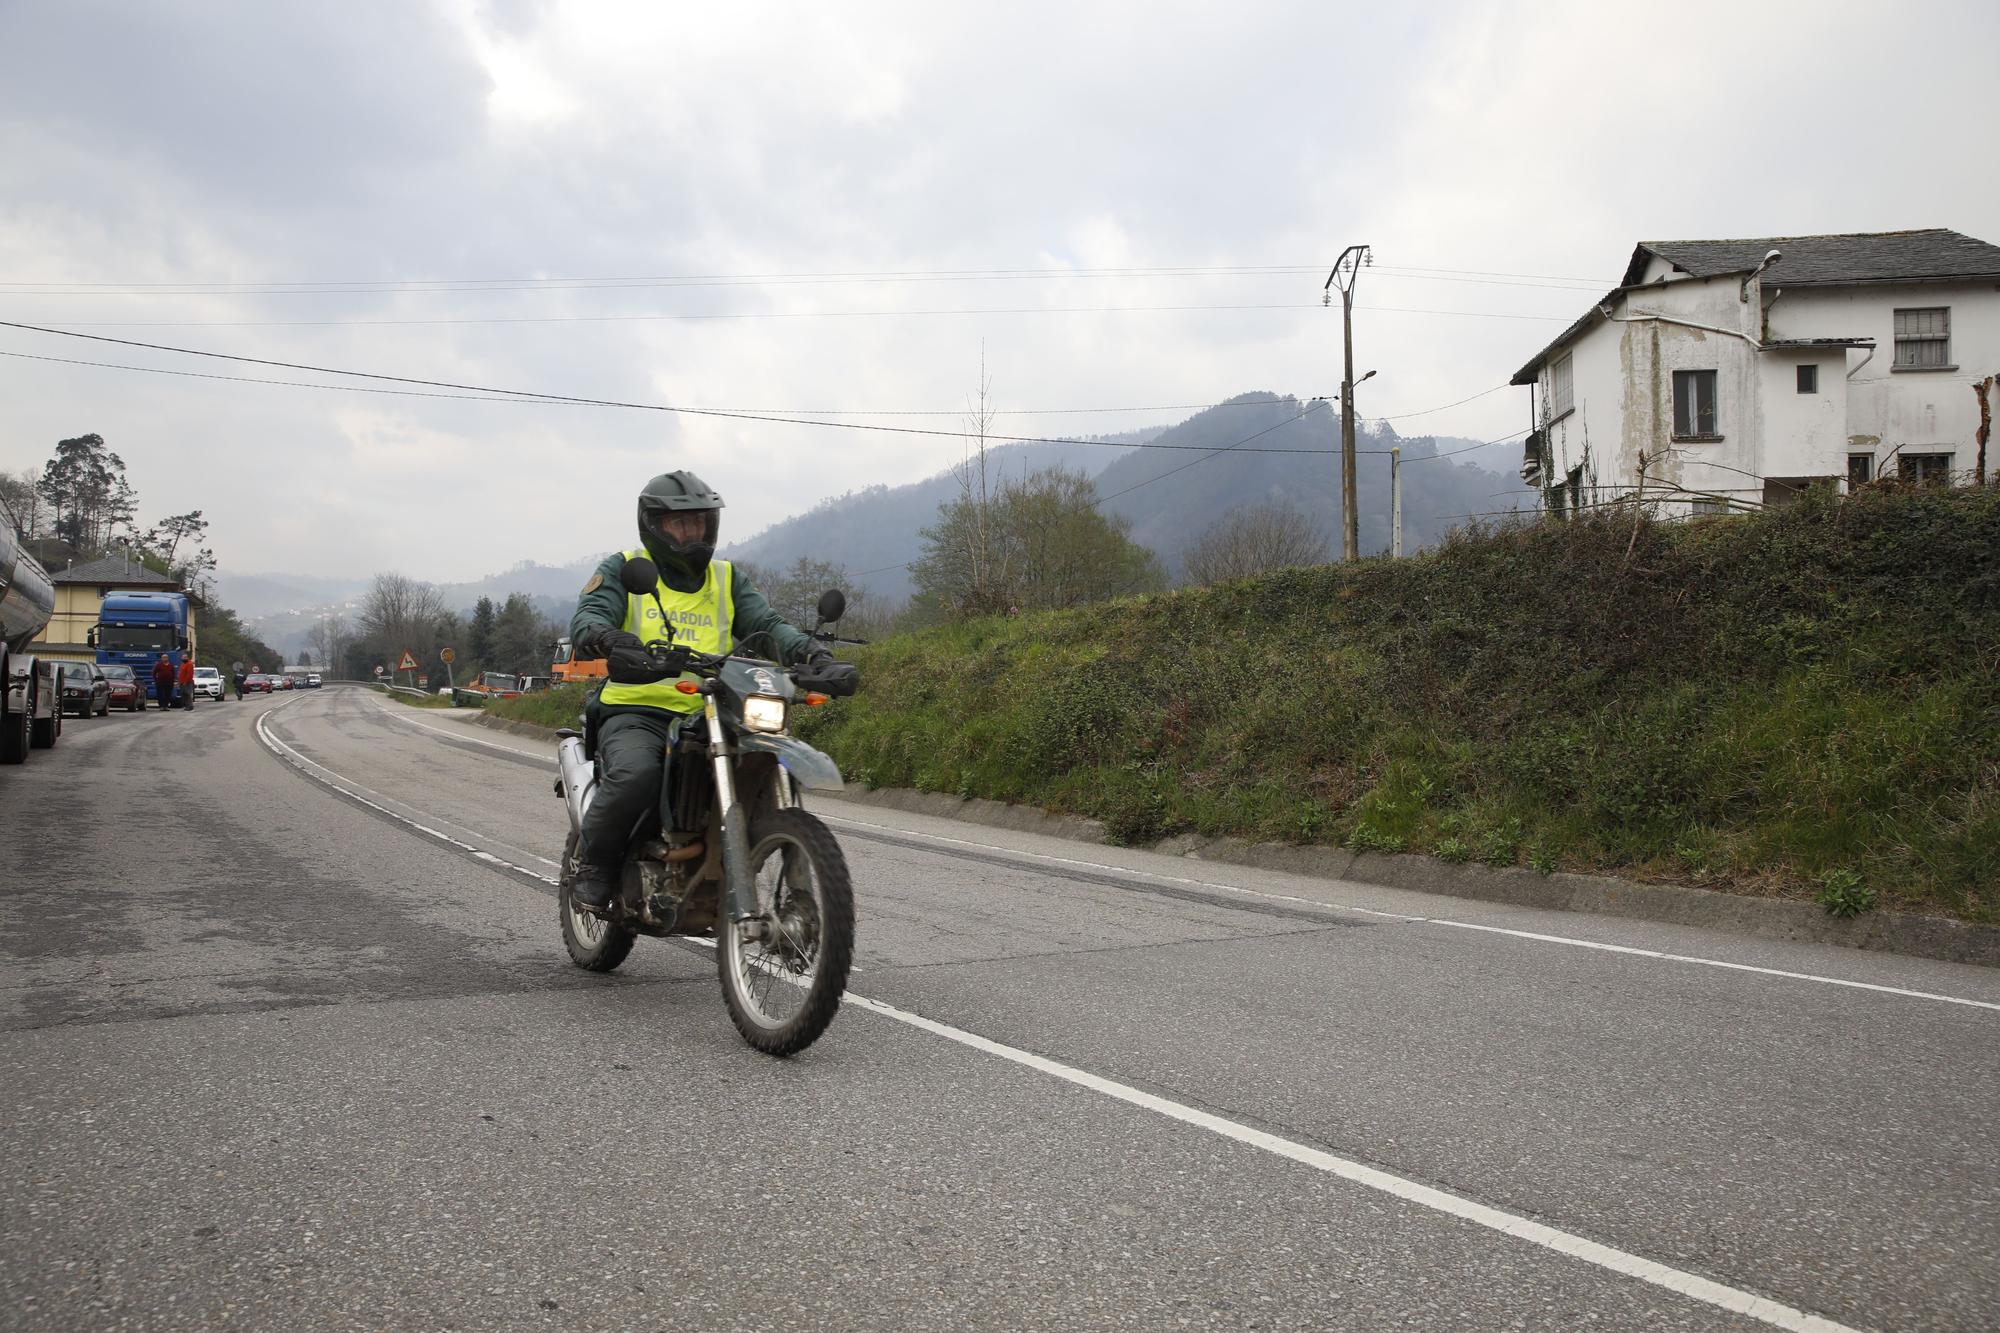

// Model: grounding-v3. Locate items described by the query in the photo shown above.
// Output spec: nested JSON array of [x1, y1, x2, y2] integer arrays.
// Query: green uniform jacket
[[570, 551, 812, 719]]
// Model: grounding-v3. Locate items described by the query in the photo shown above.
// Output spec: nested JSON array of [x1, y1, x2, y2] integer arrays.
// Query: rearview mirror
[[815, 590, 846, 626], [620, 557, 661, 594], [86, 628, 97, 647]]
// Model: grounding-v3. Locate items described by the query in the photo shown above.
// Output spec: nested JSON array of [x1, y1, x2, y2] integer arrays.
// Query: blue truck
[[90, 590, 197, 707]]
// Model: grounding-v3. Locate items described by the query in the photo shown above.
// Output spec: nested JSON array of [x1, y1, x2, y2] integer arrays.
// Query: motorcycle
[[553, 557, 861, 1056]]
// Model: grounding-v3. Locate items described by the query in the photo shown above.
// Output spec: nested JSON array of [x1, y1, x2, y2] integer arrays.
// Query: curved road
[[2, 686, 1996, 1330]]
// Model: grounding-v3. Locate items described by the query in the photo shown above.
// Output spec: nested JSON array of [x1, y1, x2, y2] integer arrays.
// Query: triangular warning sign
[[397, 650, 419, 671]]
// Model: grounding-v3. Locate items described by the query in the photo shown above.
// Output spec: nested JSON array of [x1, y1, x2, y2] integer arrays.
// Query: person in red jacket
[[151, 655, 176, 709], [178, 655, 196, 710]]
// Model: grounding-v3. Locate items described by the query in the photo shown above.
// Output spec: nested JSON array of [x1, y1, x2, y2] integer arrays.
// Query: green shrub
[[786, 485, 2000, 921], [1816, 868, 1878, 918]]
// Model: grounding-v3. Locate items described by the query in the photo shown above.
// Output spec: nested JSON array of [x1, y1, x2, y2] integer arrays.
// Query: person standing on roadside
[[232, 661, 247, 700], [178, 654, 196, 711], [151, 655, 175, 710]]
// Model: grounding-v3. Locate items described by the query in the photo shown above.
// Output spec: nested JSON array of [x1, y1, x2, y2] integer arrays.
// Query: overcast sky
[[4, 0, 1996, 584]]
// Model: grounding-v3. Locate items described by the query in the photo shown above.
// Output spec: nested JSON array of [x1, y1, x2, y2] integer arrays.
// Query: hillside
[[794, 484, 2000, 923], [727, 394, 1531, 599], [724, 431, 1155, 601]]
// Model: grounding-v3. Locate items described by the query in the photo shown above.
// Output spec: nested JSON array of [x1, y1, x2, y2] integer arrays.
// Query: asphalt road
[[3, 686, 1996, 1331]]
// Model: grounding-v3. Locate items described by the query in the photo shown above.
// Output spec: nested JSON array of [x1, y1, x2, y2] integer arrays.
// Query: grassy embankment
[[371, 683, 454, 709], [789, 485, 1998, 923]]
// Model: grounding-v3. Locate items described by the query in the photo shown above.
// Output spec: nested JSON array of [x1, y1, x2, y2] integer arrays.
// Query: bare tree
[[1182, 501, 1331, 586], [305, 614, 349, 672], [358, 572, 449, 662], [949, 346, 1011, 616]]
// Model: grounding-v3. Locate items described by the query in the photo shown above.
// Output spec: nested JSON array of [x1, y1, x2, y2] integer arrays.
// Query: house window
[[1847, 454, 1873, 486], [1796, 364, 1818, 394], [1549, 352, 1575, 419], [1898, 453, 1953, 485], [1893, 308, 1951, 369], [1672, 369, 1719, 439], [1690, 498, 1726, 517]]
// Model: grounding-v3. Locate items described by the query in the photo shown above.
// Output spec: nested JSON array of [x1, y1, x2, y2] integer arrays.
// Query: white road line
[[821, 811, 2000, 1015], [366, 699, 552, 760], [845, 994, 1857, 1333], [256, 709, 561, 883], [256, 702, 1856, 1328]]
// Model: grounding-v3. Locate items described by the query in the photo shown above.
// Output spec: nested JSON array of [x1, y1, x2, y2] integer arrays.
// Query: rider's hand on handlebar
[[607, 631, 672, 684]]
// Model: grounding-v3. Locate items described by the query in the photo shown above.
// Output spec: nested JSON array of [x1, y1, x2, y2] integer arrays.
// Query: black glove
[[605, 630, 670, 684], [573, 624, 642, 660], [799, 649, 859, 697]]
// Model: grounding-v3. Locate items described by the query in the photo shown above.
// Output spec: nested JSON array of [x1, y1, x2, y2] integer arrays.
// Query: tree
[[468, 596, 497, 664], [747, 556, 860, 630], [492, 593, 546, 675], [1182, 501, 1331, 586], [38, 434, 135, 554], [356, 573, 450, 680], [305, 615, 349, 674], [0, 469, 45, 536], [143, 510, 207, 568], [912, 465, 1164, 617]]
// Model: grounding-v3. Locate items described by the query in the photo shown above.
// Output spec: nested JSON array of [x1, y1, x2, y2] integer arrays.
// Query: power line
[[0, 322, 1531, 449], [12, 301, 1571, 328], [0, 260, 1619, 294], [0, 350, 1309, 420], [0, 323, 1356, 455]]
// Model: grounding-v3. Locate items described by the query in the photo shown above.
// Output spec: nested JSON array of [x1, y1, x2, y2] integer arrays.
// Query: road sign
[[418, 674, 430, 688], [440, 647, 456, 664], [374, 665, 385, 677], [397, 650, 418, 672]]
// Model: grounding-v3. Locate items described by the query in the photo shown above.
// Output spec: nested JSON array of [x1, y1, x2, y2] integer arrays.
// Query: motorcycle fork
[[705, 695, 758, 924]]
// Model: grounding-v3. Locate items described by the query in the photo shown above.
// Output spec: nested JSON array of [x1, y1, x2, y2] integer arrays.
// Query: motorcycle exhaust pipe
[[556, 734, 596, 837]]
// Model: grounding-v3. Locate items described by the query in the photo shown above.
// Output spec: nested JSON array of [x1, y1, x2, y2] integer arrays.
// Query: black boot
[[571, 862, 617, 912]]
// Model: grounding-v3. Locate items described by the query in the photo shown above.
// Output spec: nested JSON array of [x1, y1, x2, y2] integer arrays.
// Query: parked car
[[59, 662, 110, 717], [192, 666, 225, 701], [100, 663, 144, 712], [305, 673, 322, 688], [242, 673, 274, 694]]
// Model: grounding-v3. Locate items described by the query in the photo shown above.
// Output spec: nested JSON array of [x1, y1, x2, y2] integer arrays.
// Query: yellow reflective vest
[[597, 551, 735, 714]]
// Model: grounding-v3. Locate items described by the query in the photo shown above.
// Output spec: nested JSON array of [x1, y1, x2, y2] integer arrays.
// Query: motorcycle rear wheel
[[558, 830, 636, 972], [717, 808, 854, 1056]]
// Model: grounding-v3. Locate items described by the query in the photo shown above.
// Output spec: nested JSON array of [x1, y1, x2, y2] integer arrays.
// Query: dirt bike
[[553, 557, 861, 1056]]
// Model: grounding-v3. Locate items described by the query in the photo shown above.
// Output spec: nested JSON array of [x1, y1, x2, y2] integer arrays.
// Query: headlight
[[742, 695, 788, 734]]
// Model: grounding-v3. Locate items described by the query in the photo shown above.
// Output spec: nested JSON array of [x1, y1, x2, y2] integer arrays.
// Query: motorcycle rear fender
[[735, 732, 844, 791]]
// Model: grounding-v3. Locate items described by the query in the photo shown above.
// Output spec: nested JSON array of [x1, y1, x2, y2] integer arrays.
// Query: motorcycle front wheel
[[558, 830, 636, 972], [717, 808, 854, 1056]]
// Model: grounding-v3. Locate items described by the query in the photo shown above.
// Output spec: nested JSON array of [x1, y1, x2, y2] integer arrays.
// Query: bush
[[777, 486, 2000, 921]]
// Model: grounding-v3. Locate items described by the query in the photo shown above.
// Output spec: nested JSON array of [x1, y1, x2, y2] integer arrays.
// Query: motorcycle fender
[[735, 733, 845, 791]]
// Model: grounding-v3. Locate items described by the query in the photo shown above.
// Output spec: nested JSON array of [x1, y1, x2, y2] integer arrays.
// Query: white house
[[1511, 229, 2000, 514]]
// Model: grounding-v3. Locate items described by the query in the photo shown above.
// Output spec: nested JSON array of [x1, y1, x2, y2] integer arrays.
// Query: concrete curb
[[439, 711, 2000, 969], [463, 710, 566, 745], [823, 788, 2000, 969]]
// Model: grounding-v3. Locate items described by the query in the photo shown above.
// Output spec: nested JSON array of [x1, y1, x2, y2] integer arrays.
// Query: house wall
[[33, 584, 101, 660], [1764, 281, 2000, 479], [1755, 350, 1849, 482], [1617, 274, 1765, 513]]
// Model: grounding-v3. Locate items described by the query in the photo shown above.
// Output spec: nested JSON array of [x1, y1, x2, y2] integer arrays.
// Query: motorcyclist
[[567, 470, 857, 911]]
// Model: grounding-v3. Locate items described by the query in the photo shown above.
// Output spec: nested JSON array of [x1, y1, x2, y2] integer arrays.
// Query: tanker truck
[[0, 496, 63, 763]]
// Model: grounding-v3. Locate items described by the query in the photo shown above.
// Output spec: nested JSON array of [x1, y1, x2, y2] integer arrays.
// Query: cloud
[[1, 0, 1995, 586]]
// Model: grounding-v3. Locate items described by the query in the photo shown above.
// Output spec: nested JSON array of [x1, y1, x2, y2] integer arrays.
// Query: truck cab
[[92, 590, 196, 706]]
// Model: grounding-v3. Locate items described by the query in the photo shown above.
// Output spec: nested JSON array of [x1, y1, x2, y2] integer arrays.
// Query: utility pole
[[1390, 446, 1403, 558], [1324, 244, 1371, 561]]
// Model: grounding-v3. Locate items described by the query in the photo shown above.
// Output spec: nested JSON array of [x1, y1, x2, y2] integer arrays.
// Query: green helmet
[[636, 470, 725, 578]]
